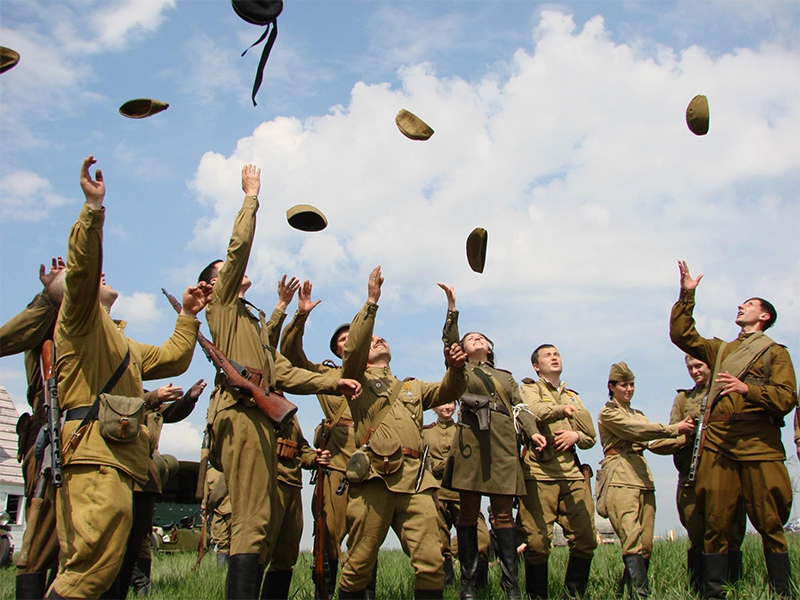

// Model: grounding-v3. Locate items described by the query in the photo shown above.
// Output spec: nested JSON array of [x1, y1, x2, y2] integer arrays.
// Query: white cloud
[[112, 292, 163, 325], [158, 420, 204, 461], [0, 170, 74, 221]]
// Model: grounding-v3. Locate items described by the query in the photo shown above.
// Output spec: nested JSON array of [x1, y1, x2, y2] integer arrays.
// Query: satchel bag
[[98, 394, 145, 443], [367, 438, 403, 475], [594, 460, 621, 518]]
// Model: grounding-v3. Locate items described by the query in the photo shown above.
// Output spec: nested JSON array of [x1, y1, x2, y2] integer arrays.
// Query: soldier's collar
[[438, 418, 455, 426]]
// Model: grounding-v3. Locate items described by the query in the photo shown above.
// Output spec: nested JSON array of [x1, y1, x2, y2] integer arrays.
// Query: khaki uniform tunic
[[422, 420, 490, 562], [517, 378, 597, 563], [51, 205, 199, 598], [1, 293, 60, 574], [670, 288, 797, 554], [205, 195, 341, 562], [338, 301, 468, 592], [280, 310, 356, 559], [597, 399, 681, 558]]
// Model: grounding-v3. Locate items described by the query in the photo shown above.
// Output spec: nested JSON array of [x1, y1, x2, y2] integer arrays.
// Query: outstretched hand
[[181, 281, 213, 317], [188, 379, 207, 401], [242, 164, 261, 197], [338, 378, 363, 400], [80, 155, 105, 208], [678, 260, 703, 291], [437, 283, 456, 311], [40, 256, 66, 304], [276, 275, 300, 312], [367, 266, 383, 304], [157, 383, 184, 403], [444, 342, 466, 369], [298, 280, 322, 314]]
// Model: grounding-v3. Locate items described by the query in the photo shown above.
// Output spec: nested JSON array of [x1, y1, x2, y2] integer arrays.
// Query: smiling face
[[685, 355, 711, 387], [433, 402, 455, 421], [608, 380, 635, 403], [367, 335, 391, 365], [461, 332, 491, 362]]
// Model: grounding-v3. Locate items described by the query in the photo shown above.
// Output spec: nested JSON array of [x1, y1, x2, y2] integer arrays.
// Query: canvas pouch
[[98, 393, 145, 443]]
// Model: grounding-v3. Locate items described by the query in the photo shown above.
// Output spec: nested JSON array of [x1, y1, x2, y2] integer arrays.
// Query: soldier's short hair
[[748, 297, 777, 331], [198, 259, 223, 284], [530, 344, 555, 366]]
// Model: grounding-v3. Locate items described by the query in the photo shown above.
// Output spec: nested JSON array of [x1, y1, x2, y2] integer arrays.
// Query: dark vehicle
[[152, 460, 203, 554], [0, 510, 13, 567]]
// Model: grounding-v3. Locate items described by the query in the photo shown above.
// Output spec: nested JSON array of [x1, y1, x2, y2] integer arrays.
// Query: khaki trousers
[[696, 450, 792, 554], [213, 402, 277, 563], [435, 498, 490, 561], [606, 486, 655, 558], [49, 464, 133, 598], [323, 470, 349, 559], [518, 479, 597, 564], [268, 482, 303, 571], [340, 478, 444, 592], [211, 510, 232, 553], [677, 483, 746, 553]]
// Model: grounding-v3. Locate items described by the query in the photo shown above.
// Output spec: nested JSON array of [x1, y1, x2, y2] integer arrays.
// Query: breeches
[[213, 403, 277, 562], [518, 479, 597, 564], [323, 470, 349, 559], [16, 443, 59, 574], [49, 464, 133, 598], [696, 451, 792, 554], [457, 491, 514, 529], [677, 483, 746, 553], [340, 479, 444, 591], [211, 511, 232, 553], [268, 482, 303, 571], [606, 486, 655, 558]]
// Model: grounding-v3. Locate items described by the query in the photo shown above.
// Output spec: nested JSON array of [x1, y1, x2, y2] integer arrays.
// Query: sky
[[1, 0, 799, 552]]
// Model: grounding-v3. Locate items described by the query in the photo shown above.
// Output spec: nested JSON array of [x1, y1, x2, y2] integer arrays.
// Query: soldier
[[437, 283, 544, 600], [47, 156, 210, 598], [596, 362, 694, 599], [197, 164, 362, 599], [336, 266, 469, 600], [421, 403, 491, 589], [648, 355, 746, 594], [518, 344, 597, 599], [670, 261, 797, 599], [1, 258, 65, 599]]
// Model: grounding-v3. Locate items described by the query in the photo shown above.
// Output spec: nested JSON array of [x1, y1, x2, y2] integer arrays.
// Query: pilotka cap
[[0, 47, 20, 74], [395, 109, 435, 141], [466, 227, 488, 273], [608, 362, 635, 382], [119, 98, 169, 119], [286, 204, 328, 232], [686, 95, 709, 136]]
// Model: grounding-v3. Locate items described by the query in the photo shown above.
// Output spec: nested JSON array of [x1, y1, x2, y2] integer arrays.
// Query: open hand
[[157, 383, 184, 403], [80, 155, 105, 208], [188, 379, 207, 401], [678, 260, 703, 291], [40, 257, 66, 304], [437, 283, 456, 311], [367, 266, 383, 304], [242, 164, 261, 197], [181, 281, 213, 317], [276, 275, 300, 311], [298, 280, 322, 314]]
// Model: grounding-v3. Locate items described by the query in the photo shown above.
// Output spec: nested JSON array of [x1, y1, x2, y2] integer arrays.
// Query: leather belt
[[65, 406, 95, 422], [402, 447, 420, 459], [335, 418, 355, 428], [491, 401, 509, 416], [707, 413, 782, 426], [604, 448, 643, 457]]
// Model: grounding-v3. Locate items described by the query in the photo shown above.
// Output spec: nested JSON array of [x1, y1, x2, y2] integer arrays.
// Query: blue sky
[[1, 0, 799, 550]]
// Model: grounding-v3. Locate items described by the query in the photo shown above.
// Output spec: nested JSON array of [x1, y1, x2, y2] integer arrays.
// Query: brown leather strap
[[402, 447, 420, 459], [335, 418, 355, 428], [276, 438, 298, 448], [604, 448, 642, 456], [707, 412, 781, 426]]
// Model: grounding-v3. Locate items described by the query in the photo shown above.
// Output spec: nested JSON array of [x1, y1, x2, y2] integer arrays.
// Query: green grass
[[2, 534, 797, 599]]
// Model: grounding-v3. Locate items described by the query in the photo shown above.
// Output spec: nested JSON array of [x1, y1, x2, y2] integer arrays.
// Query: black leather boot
[[44, 588, 65, 599], [727, 550, 742, 585], [443, 558, 455, 587], [218, 552, 230, 568], [99, 575, 122, 600], [414, 589, 443, 599], [765, 552, 793, 599], [687, 550, 703, 594], [622, 555, 649, 599], [702, 553, 728, 600], [260, 569, 292, 600], [16, 572, 48, 600], [226, 554, 265, 600], [365, 559, 378, 600], [457, 526, 479, 600], [130, 559, 152, 596], [323, 559, 338, 597], [564, 555, 592, 598], [495, 528, 522, 600], [476, 558, 488, 590], [525, 561, 548, 600]]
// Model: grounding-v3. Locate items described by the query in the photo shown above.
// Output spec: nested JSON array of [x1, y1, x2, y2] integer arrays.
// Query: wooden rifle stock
[[161, 288, 297, 428], [40, 340, 64, 488], [311, 420, 330, 600]]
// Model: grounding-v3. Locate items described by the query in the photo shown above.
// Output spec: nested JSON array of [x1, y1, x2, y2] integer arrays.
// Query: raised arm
[[648, 392, 692, 455], [279, 280, 322, 370], [214, 165, 261, 306], [601, 406, 693, 443], [420, 343, 469, 410], [438, 283, 460, 348], [341, 266, 382, 380], [669, 261, 721, 365]]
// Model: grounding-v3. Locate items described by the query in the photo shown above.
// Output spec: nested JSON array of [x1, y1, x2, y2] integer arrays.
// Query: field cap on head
[[330, 323, 351, 357], [119, 98, 169, 119], [0, 47, 20, 74], [466, 227, 488, 273], [395, 109, 435, 141], [686, 95, 709, 136], [286, 204, 328, 232], [608, 362, 634, 382]]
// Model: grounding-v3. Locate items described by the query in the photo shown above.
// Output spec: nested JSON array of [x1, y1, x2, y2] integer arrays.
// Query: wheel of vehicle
[[0, 536, 12, 567], [150, 531, 162, 553]]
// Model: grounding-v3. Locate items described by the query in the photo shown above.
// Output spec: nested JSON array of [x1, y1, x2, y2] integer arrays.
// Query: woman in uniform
[[597, 362, 694, 599], [438, 284, 544, 600]]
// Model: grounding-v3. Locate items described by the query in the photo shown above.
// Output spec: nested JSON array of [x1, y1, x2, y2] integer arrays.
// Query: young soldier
[[421, 403, 491, 588], [198, 165, 362, 599], [670, 261, 797, 599], [518, 345, 597, 599], [649, 355, 746, 593], [337, 266, 468, 600], [47, 156, 210, 598], [1, 258, 65, 599]]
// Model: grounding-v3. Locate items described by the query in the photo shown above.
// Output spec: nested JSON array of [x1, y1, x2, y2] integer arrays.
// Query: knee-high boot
[[495, 528, 522, 600], [226, 554, 264, 600], [456, 526, 479, 600]]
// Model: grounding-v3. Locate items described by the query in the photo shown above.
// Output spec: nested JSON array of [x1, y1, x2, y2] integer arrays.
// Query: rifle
[[40, 340, 63, 488], [161, 288, 297, 428], [687, 390, 710, 483], [310, 419, 330, 600], [196, 430, 210, 502]]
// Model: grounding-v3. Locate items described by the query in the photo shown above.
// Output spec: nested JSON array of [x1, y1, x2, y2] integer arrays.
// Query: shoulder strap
[[325, 396, 351, 443], [473, 366, 514, 414], [77, 348, 131, 430], [361, 379, 405, 446]]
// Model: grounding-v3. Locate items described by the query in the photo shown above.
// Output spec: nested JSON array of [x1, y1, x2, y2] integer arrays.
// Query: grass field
[[1, 533, 797, 599]]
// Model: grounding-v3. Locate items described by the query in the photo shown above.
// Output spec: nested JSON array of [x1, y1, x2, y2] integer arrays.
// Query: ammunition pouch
[[367, 438, 404, 475], [98, 394, 145, 443], [276, 437, 298, 459]]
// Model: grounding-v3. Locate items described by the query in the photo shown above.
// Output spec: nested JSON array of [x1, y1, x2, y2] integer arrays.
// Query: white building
[[0, 385, 26, 551]]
